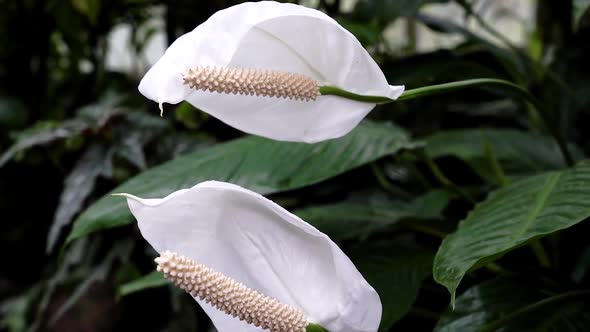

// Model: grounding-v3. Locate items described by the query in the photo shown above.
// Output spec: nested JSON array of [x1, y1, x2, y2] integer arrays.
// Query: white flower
[[139, 1, 404, 143], [119, 181, 381, 332]]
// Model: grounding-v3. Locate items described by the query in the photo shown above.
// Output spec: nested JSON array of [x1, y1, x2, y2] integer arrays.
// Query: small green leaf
[[66, 121, 419, 244], [351, 243, 434, 331], [434, 161, 590, 305], [118, 271, 168, 297], [71, 0, 101, 24], [574, 0, 590, 30], [46, 145, 112, 253]]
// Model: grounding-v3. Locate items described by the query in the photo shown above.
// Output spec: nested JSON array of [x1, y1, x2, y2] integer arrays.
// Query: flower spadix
[[139, 1, 404, 143], [119, 181, 381, 332], [156, 251, 308, 332]]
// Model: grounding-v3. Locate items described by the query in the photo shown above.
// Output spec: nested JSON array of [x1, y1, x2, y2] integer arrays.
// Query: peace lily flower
[[139, 1, 404, 143], [117, 181, 381, 332]]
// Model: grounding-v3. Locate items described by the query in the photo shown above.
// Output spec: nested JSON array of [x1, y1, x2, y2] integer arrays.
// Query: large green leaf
[[434, 161, 590, 305], [66, 121, 418, 244], [425, 129, 583, 182], [350, 243, 433, 331], [434, 276, 590, 332], [294, 190, 449, 241]]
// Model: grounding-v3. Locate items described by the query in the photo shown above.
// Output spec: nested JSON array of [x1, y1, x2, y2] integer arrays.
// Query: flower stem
[[319, 86, 392, 104], [420, 152, 475, 203], [529, 239, 552, 268], [306, 323, 330, 332], [320, 79, 533, 104], [320, 79, 573, 166], [370, 163, 412, 199], [483, 142, 509, 187], [401, 222, 447, 239]]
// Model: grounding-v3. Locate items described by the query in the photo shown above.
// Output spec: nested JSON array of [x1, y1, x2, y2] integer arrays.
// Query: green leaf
[[118, 271, 168, 298], [434, 276, 590, 332], [574, 0, 590, 30], [434, 161, 590, 305], [351, 243, 434, 331], [294, 190, 449, 240], [425, 129, 583, 181], [112, 112, 169, 170], [46, 145, 112, 253], [66, 121, 419, 244]]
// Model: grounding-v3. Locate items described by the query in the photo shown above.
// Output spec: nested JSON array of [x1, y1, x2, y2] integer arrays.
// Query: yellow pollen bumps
[[155, 251, 308, 332], [182, 66, 320, 101]]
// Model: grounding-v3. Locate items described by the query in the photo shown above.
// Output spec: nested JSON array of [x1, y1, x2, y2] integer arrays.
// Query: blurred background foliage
[[1, 0, 590, 331]]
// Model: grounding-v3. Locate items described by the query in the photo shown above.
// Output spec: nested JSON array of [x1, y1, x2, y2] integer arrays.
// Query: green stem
[[485, 262, 509, 275], [320, 79, 573, 166], [306, 323, 330, 332], [409, 307, 440, 320], [480, 290, 590, 332], [483, 142, 509, 187], [457, 0, 522, 54], [370, 163, 412, 199], [319, 85, 393, 104], [404, 18, 418, 55], [401, 222, 509, 275], [421, 153, 475, 203], [398, 79, 535, 103], [401, 222, 447, 239], [321, 79, 534, 105], [530, 239, 552, 268]]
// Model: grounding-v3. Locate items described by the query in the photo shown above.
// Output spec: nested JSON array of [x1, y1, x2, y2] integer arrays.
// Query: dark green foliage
[[435, 276, 590, 332], [434, 161, 590, 305], [1, 1, 590, 331], [350, 243, 435, 331], [66, 121, 417, 244]]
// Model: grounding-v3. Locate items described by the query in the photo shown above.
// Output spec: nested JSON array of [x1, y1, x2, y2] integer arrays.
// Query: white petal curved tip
[[112, 193, 138, 200], [388, 85, 405, 100]]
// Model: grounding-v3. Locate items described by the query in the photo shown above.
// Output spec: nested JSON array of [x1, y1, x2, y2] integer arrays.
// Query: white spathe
[[139, 1, 404, 143], [122, 181, 382, 332]]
